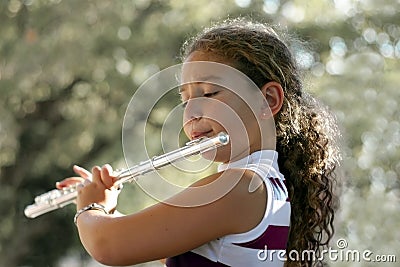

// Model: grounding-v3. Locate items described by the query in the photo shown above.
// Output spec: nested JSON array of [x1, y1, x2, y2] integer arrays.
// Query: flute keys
[[34, 185, 77, 204], [34, 189, 62, 204]]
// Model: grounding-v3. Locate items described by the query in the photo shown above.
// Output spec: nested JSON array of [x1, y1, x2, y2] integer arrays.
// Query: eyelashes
[[180, 91, 220, 109], [203, 91, 219, 97]]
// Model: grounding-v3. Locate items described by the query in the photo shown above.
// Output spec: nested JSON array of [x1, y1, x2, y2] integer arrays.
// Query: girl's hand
[[56, 165, 92, 189], [76, 164, 121, 213]]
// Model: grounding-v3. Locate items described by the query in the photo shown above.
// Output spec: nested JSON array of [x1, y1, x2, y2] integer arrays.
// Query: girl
[[58, 18, 340, 266]]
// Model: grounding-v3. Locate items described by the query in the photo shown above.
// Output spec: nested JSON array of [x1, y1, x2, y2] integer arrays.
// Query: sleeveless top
[[166, 150, 291, 267]]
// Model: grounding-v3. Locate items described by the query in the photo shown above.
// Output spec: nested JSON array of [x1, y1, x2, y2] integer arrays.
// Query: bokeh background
[[0, 0, 399, 266]]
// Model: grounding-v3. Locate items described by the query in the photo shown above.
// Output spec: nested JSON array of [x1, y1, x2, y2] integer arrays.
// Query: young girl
[[58, 18, 340, 266]]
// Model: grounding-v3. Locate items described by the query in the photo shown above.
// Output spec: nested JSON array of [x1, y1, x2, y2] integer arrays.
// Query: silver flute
[[24, 132, 229, 219]]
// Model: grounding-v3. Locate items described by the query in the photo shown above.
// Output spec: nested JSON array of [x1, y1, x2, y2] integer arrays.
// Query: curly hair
[[181, 18, 341, 266]]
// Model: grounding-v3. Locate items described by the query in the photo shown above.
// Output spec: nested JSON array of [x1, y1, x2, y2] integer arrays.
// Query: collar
[[217, 150, 280, 174]]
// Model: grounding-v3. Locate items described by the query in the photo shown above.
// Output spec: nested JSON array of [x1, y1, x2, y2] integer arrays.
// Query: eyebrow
[[179, 75, 222, 93]]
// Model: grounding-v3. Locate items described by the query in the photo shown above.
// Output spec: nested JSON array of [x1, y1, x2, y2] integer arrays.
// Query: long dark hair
[[181, 18, 341, 266]]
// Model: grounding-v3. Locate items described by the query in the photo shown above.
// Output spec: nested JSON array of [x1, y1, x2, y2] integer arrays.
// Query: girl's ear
[[260, 81, 284, 117]]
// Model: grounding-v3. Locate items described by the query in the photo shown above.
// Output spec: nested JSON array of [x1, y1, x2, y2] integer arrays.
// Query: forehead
[[179, 75, 222, 91], [180, 53, 253, 93], [182, 51, 230, 81]]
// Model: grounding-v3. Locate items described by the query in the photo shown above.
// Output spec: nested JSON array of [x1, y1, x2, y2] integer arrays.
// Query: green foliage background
[[0, 0, 399, 266]]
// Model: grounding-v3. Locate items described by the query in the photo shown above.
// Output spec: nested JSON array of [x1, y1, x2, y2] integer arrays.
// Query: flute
[[24, 132, 229, 219]]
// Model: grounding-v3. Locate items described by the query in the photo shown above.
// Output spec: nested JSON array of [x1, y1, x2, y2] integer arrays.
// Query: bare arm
[[76, 169, 267, 266]]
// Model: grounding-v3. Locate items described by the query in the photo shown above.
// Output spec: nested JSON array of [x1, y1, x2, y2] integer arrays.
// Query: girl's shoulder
[[190, 168, 268, 234]]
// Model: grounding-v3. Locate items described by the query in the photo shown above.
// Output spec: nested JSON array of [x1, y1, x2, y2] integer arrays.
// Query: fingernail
[[92, 166, 100, 172]]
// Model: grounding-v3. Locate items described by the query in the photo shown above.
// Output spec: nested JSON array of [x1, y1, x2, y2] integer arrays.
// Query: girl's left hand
[[76, 164, 121, 213]]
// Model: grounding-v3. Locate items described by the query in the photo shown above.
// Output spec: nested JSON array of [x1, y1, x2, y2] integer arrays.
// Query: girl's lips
[[191, 130, 213, 139]]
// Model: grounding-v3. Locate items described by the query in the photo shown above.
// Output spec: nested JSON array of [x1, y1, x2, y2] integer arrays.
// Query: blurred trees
[[0, 0, 398, 266]]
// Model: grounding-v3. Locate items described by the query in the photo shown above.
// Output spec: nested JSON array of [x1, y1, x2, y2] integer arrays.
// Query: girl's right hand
[[56, 165, 92, 189]]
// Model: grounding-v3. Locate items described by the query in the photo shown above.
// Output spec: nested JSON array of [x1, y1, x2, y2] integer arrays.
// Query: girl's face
[[180, 51, 270, 163]]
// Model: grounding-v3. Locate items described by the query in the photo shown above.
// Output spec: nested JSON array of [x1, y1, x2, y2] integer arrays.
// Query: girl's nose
[[183, 98, 203, 122]]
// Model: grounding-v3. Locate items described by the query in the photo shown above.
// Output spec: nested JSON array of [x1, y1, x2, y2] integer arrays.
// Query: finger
[[75, 183, 85, 193], [56, 177, 84, 189], [83, 178, 91, 186], [91, 166, 102, 184], [73, 165, 92, 179], [76, 183, 85, 190], [101, 164, 115, 188]]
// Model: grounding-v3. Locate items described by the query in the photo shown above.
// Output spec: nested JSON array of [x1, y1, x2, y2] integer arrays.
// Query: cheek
[[207, 100, 246, 129], [215, 102, 257, 142], [182, 118, 191, 137], [233, 99, 257, 129], [212, 110, 245, 137]]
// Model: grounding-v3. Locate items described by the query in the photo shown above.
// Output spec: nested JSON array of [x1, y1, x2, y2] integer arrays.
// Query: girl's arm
[[76, 168, 267, 266]]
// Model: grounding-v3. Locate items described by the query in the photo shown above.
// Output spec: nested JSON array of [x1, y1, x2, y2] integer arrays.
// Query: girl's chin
[[200, 150, 219, 162], [201, 147, 229, 163]]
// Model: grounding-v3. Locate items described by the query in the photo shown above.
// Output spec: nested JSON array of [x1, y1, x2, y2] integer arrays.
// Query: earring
[[261, 111, 271, 120], [261, 112, 268, 119]]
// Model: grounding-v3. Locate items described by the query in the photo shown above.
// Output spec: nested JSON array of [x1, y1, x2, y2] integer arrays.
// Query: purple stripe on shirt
[[274, 178, 286, 192], [166, 251, 229, 267], [282, 179, 290, 201], [268, 177, 277, 187], [233, 225, 289, 250]]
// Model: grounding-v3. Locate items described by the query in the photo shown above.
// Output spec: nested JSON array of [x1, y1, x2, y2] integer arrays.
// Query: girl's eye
[[204, 91, 219, 97], [180, 91, 219, 109]]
